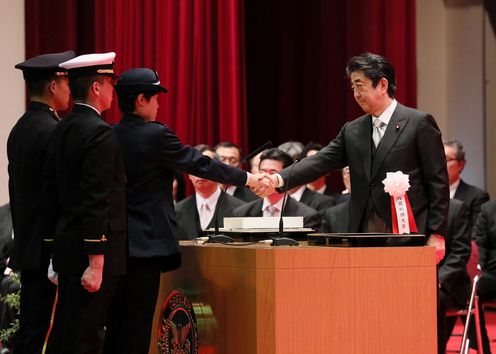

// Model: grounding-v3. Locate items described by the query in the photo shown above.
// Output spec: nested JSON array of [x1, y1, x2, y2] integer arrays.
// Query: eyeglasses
[[103, 76, 117, 85]]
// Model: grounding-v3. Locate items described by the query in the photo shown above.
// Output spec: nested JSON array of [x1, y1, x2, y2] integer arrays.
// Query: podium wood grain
[[149, 242, 437, 354]]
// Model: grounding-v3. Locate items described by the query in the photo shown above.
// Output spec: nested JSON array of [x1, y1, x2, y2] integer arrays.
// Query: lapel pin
[[396, 125, 400, 130]]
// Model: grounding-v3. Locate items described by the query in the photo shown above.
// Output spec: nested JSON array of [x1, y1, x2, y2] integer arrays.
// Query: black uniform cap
[[115, 68, 168, 96], [15, 50, 76, 81]]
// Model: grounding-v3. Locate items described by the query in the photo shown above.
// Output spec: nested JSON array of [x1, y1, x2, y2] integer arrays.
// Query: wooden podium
[[149, 242, 437, 354]]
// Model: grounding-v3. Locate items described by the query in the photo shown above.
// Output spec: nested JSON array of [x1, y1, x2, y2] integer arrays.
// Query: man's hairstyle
[[117, 91, 156, 114], [277, 141, 304, 161], [194, 144, 219, 160], [443, 139, 466, 162], [345, 52, 396, 98], [213, 141, 242, 155], [69, 75, 105, 101], [259, 148, 293, 169], [299, 142, 323, 160], [25, 76, 57, 97]]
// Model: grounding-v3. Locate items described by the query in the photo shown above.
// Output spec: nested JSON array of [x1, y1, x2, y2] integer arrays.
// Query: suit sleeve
[[416, 115, 449, 237], [473, 203, 490, 268], [469, 191, 490, 230], [157, 126, 247, 186], [80, 125, 119, 254], [438, 202, 471, 292], [278, 123, 348, 189]]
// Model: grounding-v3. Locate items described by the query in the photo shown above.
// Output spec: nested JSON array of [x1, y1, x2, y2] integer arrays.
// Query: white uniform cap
[[59, 52, 116, 78]]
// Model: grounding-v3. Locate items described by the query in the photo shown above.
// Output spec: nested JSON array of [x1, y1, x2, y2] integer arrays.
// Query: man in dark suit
[[176, 147, 246, 240], [438, 199, 472, 354], [43, 52, 126, 354], [7, 51, 75, 354], [321, 167, 352, 233], [105, 68, 266, 353], [214, 141, 258, 202], [444, 139, 490, 229], [472, 200, 496, 353], [262, 52, 448, 263], [289, 185, 336, 216], [233, 148, 321, 230]]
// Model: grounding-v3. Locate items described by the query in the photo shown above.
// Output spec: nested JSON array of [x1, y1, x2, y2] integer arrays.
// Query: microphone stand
[[205, 141, 273, 244], [270, 160, 300, 246]]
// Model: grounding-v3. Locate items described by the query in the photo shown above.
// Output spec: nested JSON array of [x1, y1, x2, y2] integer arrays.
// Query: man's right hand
[[81, 254, 104, 292]]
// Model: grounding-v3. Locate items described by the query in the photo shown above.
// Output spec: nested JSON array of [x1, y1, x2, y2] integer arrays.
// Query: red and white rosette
[[382, 171, 418, 234]]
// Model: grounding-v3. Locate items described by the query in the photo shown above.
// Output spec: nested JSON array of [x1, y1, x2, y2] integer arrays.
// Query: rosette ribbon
[[382, 171, 418, 234]]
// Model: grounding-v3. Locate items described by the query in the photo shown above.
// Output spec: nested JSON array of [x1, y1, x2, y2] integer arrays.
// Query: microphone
[[205, 141, 273, 244], [271, 155, 303, 246]]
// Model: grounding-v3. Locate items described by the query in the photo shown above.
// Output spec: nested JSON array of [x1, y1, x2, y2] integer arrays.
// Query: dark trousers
[[103, 257, 161, 354], [46, 273, 119, 354], [466, 273, 496, 354], [13, 269, 56, 354], [438, 288, 467, 354]]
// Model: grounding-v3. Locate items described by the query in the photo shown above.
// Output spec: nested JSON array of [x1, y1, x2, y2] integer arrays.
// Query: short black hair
[[213, 141, 242, 155], [346, 52, 396, 98], [25, 76, 57, 97], [443, 139, 466, 162], [69, 75, 105, 101], [299, 142, 323, 160], [117, 91, 157, 114], [259, 148, 293, 169]]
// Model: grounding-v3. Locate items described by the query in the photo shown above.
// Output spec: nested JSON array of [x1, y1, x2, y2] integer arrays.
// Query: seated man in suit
[[471, 200, 496, 353], [438, 199, 472, 354], [444, 139, 489, 229], [175, 146, 246, 240], [214, 141, 258, 202], [233, 148, 321, 230], [322, 167, 352, 233]]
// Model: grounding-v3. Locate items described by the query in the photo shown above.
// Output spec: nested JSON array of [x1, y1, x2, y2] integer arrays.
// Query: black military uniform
[[43, 52, 126, 354], [7, 50, 75, 354], [105, 68, 249, 354]]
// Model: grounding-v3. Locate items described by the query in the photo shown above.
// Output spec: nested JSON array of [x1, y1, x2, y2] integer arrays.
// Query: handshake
[[246, 173, 279, 198]]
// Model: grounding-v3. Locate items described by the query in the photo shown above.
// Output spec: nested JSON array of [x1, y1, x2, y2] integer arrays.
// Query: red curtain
[[25, 0, 248, 150], [245, 0, 417, 151]]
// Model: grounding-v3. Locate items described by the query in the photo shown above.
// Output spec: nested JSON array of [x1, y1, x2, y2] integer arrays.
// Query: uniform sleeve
[[157, 126, 247, 186], [80, 125, 119, 254]]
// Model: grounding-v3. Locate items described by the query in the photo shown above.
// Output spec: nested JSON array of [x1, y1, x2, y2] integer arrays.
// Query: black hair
[[69, 75, 105, 101], [443, 139, 466, 162], [213, 141, 242, 156], [25, 76, 57, 97], [117, 91, 157, 114], [259, 148, 293, 169], [299, 142, 323, 160], [346, 52, 396, 98]]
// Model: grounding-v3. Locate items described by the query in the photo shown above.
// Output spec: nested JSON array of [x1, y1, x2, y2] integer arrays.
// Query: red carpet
[[447, 310, 496, 353]]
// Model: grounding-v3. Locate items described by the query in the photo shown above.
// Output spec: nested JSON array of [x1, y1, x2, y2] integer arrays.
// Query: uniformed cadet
[[43, 52, 127, 354], [7, 50, 75, 354], [105, 68, 267, 353]]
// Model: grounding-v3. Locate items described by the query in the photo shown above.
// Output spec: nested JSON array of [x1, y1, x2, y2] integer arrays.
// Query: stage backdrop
[[25, 0, 416, 193]]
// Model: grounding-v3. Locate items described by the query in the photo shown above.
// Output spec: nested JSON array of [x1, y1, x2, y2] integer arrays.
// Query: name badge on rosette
[[382, 171, 418, 234]]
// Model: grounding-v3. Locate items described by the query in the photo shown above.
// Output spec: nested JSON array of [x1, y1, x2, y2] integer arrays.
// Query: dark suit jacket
[[278, 103, 449, 237], [44, 104, 127, 276], [299, 188, 336, 215], [321, 201, 350, 233], [112, 114, 248, 260], [7, 102, 58, 271], [473, 200, 496, 275], [453, 179, 490, 230], [233, 186, 258, 202], [439, 199, 471, 305], [175, 192, 245, 240], [232, 197, 321, 230]]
